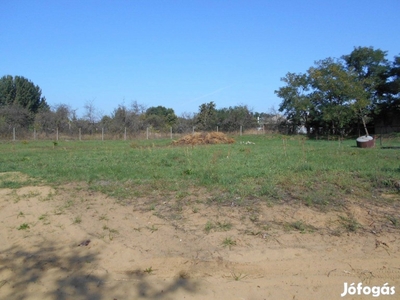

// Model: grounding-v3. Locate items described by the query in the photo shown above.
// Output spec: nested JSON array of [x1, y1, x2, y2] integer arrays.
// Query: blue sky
[[1, 0, 399, 118]]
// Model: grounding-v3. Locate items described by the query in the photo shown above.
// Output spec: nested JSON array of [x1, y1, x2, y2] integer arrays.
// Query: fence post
[[56, 127, 59, 141], [240, 125, 242, 136], [79, 128, 81, 141], [13, 127, 16, 141], [146, 127, 149, 140], [102, 128, 104, 141], [170, 127, 172, 139], [193, 126, 195, 133], [217, 126, 218, 132], [34, 128, 36, 140], [124, 127, 127, 141]]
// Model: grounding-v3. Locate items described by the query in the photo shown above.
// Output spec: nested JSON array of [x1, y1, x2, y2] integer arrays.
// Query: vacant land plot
[[0, 135, 399, 299]]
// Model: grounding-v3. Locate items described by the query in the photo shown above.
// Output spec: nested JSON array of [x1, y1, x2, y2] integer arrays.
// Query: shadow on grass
[[0, 241, 199, 300]]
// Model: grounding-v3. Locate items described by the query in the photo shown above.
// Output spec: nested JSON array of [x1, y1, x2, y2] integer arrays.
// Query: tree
[[275, 72, 315, 134], [308, 58, 368, 136], [145, 105, 177, 130], [342, 46, 389, 95], [174, 112, 195, 133], [275, 48, 394, 137], [373, 54, 400, 128], [0, 104, 32, 132], [196, 102, 217, 131], [342, 47, 391, 135], [0, 75, 49, 114], [216, 105, 257, 132], [34, 104, 73, 136]]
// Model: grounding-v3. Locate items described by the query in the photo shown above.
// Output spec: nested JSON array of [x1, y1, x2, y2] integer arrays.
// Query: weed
[[102, 227, 119, 240], [17, 212, 24, 218], [285, 221, 314, 233], [147, 225, 158, 233], [40, 191, 55, 202], [144, 267, 153, 274], [386, 215, 399, 227], [290, 221, 306, 232], [231, 271, 247, 281], [73, 216, 82, 224], [63, 200, 74, 209], [222, 237, 236, 249], [249, 215, 258, 223], [216, 221, 233, 231], [204, 221, 215, 233], [99, 214, 108, 221], [38, 214, 50, 225], [17, 223, 30, 230], [183, 168, 193, 175], [339, 215, 361, 232]]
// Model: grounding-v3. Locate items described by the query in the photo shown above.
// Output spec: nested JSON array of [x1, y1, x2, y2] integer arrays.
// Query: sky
[[1, 0, 399, 118]]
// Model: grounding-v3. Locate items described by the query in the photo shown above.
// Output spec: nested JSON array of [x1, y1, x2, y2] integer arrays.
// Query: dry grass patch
[[172, 132, 235, 145]]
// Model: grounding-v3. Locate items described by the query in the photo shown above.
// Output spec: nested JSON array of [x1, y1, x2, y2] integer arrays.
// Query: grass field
[[1, 134, 399, 210]]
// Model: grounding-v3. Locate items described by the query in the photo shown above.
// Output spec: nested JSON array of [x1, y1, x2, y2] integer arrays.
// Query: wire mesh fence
[[2, 125, 399, 148]]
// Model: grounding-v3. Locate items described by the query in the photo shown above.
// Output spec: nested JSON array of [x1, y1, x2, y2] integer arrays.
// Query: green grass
[[0, 135, 399, 209], [17, 223, 30, 230], [339, 215, 362, 232], [222, 237, 237, 249]]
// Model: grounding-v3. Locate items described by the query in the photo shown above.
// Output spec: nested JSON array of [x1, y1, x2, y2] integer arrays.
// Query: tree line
[[0, 76, 277, 137], [275, 46, 400, 136]]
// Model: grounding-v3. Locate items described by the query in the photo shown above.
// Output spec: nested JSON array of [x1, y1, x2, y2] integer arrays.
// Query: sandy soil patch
[[1, 182, 400, 300]]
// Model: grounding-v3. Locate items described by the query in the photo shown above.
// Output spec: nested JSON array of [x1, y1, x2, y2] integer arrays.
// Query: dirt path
[[1, 181, 399, 300]]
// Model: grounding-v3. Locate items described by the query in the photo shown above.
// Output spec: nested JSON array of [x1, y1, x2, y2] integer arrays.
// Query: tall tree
[[373, 54, 400, 127], [145, 105, 177, 129], [308, 58, 369, 136], [0, 75, 48, 113], [275, 72, 315, 134], [196, 101, 217, 131]]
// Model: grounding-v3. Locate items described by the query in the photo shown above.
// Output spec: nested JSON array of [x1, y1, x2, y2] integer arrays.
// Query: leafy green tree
[[110, 105, 129, 130], [0, 75, 48, 113], [145, 105, 177, 129], [308, 58, 369, 136], [342, 47, 389, 94], [196, 101, 217, 131], [275, 72, 316, 134], [216, 105, 257, 132], [342, 47, 391, 135], [373, 54, 400, 127], [276, 48, 395, 137]]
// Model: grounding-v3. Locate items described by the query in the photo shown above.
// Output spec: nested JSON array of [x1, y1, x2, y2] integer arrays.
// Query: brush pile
[[172, 132, 235, 145]]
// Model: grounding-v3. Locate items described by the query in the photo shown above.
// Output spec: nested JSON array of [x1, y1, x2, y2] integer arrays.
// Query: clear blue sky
[[1, 0, 399, 118]]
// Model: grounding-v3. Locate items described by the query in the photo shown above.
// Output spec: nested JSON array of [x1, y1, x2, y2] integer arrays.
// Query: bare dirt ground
[[1, 173, 400, 300]]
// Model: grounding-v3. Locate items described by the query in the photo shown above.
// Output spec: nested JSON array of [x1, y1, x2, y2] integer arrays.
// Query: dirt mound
[[172, 132, 235, 145]]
